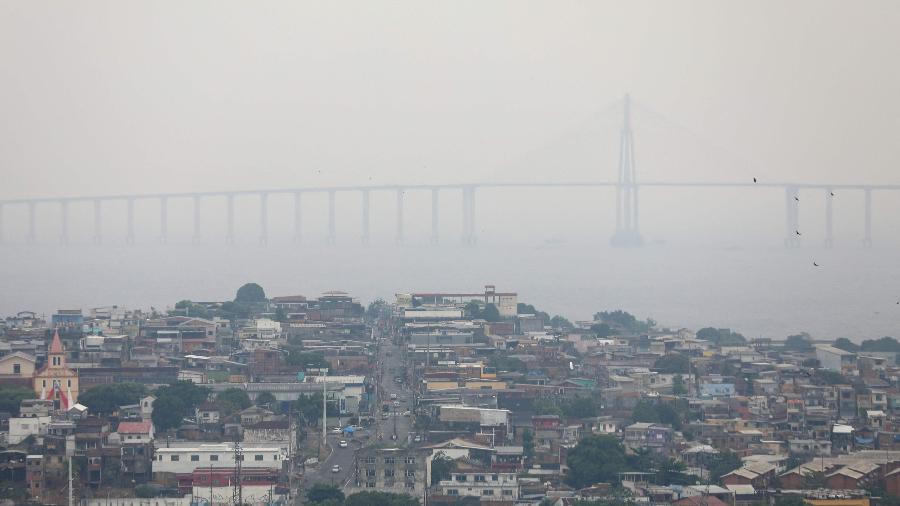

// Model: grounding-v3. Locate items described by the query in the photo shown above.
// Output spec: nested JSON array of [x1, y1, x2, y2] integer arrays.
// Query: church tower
[[33, 329, 79, 410]]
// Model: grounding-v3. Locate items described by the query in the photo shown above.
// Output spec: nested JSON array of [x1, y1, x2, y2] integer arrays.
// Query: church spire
[[49, 329, 64, 355]]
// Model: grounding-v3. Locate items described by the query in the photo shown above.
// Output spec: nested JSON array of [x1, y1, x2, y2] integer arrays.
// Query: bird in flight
[[830, 192, 835, 196], [796, 230, 802, 236], [794, 196, 800, 202], [753, 177, 757, 183], [813, 262, 820, 267]]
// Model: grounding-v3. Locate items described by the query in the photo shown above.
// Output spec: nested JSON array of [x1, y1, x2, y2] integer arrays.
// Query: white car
[[338, 440, 348, 448], [330, 427, 343, 435], [413, 435, 421, 443], [402, 411, 411, 417], [332, 465, 341, 473]]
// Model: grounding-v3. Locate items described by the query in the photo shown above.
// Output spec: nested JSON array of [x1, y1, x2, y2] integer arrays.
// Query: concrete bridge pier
[[93, 200, 102, 245], [126, 198, 135, 245], [27, 202, 36, 244], [293, 192, 302, 244], [863, 188, 873, 247], [327, 191, 336, 245], [59, 201, 69, 245], [226, 195, 235, 245], [430, 188, 439, 245], [824, 189, 834, 248], [784, 186, 800, 248], [259, 193, 269, 246], [361, 190, 370, 246]]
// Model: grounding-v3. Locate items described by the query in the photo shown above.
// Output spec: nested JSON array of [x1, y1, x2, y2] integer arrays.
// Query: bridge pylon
[[610, 94, 643, 247]]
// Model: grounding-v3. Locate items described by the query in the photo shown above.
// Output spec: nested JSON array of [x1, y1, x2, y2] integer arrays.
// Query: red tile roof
[[117, 421, 153, 434]]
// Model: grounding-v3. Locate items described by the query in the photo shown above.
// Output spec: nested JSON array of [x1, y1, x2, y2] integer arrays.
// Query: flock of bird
[[753, 176, 825, 268]]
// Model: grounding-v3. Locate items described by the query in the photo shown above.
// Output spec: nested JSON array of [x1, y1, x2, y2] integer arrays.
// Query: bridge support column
[[396, 189, 404, 245], [226, 195, 235, 245], [0, 204, 4, 245], [863, 188, 872, 247], [293, 192, 302, 244], [328, 191, 336, 245], [192, 196, 201, 243], [259, 193, 268, 246], [93, 200, 102, 245], [59, 201, 69, 245], [784, 186, 800, 248], [361, 190, 370, 246], [27, 202, 36, 244], [430, 189, 439, 245], [126, 198, 135, 245], [610, 94, 642, 247], [824, 189, 834, 248]]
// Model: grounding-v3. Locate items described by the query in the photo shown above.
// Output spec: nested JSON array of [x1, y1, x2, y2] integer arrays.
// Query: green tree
[[151, 395, 187, 432], [784, 333, 813, 352], [814, 369, 848, 385], [464, 301, 482, 319], [653, 354, 690, 374], [595, 310, 638, 330], [173, 300, 211, 319], [295, 393, 338, 422], [532, 398, 563, 417], [155, 381, 210, 409], [0, 386, 37, 416], [673, 374, 687, 395], [134, 484, 156, 498], [307, 484, 345, 504], [522, 428, 534, 461], [235, 282, 267, 303], [286, 348, 329, 368], [550, 315, 573, 330], [656, 457, 696, 485], [489, 355, 528, 373], [346, 492, 420, 506], [707, 450, 743, 482], [565, 435, 629, 488], [631, 400, 683, 430], [697, 327, 747, 346], [482, 303, 501, 322], [78, 383, 147, 416], [517, 303, 550, 323], [274, 307, 287, 322], [860, 336, 900, 352], [833, 337, 859, 352], [366, 298, 389, 321], [215, 388, 252, 416], [256, 391, 276, 408], [560, 396, 598, 419], [430, 452, 457, 485], [591, 323, 613, 337]]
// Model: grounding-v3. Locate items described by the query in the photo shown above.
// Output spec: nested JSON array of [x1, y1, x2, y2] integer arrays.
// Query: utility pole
[[323, 368, 328, 454], [68, 454, 73, 506], [233, 435, 243, 506]]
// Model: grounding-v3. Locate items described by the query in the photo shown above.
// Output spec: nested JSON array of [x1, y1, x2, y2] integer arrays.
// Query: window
[[13, 364, 20, 375], [482, 490, 494, 496], [503, 490, 513, 496], [492, 475, 499, 481], [475, 475, 486, 482], [405, 482, 415, 488], [455, 475, 467, 482], [210, 455, 219, 461], [447, 490, 459, 496], [406, 470, 415, 477], [405, 457, 416, 464], [254, 455, 263, 461], [366, 469, 376, 477], [170, 455, 179, 461], [42, 380, 46, 388], [384, 469, 395, 478], [67, 380, 72, 388], [191, 455, 199, 461], [365, 457, 376, 464], [366, 482, 376, 488], [384, 457, 395, 464]]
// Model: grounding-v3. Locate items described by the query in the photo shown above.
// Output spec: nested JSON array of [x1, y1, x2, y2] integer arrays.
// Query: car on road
[[414, 435, 421, 443], [394, 377, 403, 383], [332, 465, 341, 473], [338, 440, 348, 448], [330, 427, 343, 434], [390, 393, 397, 400], [393, 401, 400, 407], [382, 412, 390, 419], [402, 410, 411, 416]]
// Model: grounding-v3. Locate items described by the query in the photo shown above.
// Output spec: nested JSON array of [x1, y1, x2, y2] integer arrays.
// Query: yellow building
[[33, 330, 79, 410]]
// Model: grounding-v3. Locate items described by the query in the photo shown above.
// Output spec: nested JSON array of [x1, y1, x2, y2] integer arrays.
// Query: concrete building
[[351, 446, 425, 497], [816, 345, 857, 372], [438, 467, 519, 500], [153, 443, 283, 476]]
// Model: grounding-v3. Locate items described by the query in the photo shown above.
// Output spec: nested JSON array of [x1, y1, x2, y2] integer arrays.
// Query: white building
[[439, 470, 519, 500], [153, 443, 283, 475], [239, 318, 282, 340], [816, 345, 856, 372], [8, 416, 51, 444]]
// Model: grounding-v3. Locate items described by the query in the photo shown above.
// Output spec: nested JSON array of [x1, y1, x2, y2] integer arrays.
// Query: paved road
[[302, 325, 416, 492]]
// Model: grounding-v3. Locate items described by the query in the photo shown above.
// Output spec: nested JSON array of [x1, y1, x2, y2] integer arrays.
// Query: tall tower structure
[[34, 330, 79, 410], [610, 94, 643, 247]]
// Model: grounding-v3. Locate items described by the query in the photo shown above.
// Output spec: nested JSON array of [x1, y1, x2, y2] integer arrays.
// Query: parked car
[[332, 465, 341, 473], [339, 440, 348, 448]]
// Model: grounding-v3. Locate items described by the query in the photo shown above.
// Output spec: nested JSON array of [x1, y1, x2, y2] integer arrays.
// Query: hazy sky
[[1, 0, 899, 200]]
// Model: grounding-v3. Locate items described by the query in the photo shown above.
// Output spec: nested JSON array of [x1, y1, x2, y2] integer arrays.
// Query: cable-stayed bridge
[[1, 95, 896, 247]]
